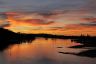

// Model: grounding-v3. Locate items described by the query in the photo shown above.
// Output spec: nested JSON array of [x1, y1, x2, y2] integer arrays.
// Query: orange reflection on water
[[4, 38, 81, 62]]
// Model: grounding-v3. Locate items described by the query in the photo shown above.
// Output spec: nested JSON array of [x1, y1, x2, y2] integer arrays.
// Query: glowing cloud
[[1, 11, 95, 36]]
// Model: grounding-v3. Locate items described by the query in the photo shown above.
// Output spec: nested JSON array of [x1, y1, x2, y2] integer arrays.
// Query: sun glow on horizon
[[0, 12, 95, 36]]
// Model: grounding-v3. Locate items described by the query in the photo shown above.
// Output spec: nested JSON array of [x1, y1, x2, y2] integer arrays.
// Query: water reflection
[[0, 38, 96, 64], [59, 49, 96, 58]]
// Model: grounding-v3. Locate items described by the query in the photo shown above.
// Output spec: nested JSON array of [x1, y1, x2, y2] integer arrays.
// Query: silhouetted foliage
[[71, 35, 96, 47], [0, 28, 36, 51]]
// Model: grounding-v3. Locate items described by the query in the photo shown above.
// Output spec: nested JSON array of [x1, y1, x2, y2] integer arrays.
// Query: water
[[0, 38, 96, 64]]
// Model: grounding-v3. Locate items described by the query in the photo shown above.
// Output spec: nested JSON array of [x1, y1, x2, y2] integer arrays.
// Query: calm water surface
[[0, 38, 96, 64]]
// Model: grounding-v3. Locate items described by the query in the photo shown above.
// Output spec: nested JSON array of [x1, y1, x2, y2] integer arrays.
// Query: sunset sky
[[0, 0, 96, 36]]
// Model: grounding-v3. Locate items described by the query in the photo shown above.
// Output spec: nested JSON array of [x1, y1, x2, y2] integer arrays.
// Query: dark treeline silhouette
[[0, 28, 96, 51], [1, 28, 96, 40], [71, 35, 96, 47], [0, 28, 36, 51]]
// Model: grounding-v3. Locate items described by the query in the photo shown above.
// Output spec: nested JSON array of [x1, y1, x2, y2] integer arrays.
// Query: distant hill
[[0, 28, 18, 40], [0, 28, 16, 35], [0, 28, 35, 51]]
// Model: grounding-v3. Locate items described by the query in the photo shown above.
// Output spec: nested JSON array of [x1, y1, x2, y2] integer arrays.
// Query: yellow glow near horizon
[[3, 12, 96, 36]]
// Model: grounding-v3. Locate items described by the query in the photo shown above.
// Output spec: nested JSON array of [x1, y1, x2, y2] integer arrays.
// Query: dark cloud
[[0, 13, 10, 27], [80, 17, 96, 26], [0, 22, 10, 27], [82, 17, 96, 22], [0, 0, 96, 16], [80, 22, 96, 26], [81, 0, 96, 14], [47, 27, 64, 30], [0, 13, 7, 19], [0, 0, 87, 13], [17, 19, 54, 25]]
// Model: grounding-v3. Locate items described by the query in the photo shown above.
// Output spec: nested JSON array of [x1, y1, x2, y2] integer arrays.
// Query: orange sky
[[1, 12, 95, 36]]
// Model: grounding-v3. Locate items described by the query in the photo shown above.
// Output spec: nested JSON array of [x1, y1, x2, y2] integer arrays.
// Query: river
[[0, 38, 96, 64]]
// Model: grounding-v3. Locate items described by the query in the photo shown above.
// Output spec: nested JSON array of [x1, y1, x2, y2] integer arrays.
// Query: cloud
[[4, 12, 96, 36], [80, 17, 96, 26], [80, 22, 96, 26], [0, 13, 10, 27], [22, 19, 54, 25], [0, 0, 95, 19], [4, 11, 96, 33], [0, 21, 10, 27], [82, 17, 96, 22], [6, 12, 55, 26], [0, 0, 87, 13], [5, 11, 91, 28], [80, 23, 96, 26]]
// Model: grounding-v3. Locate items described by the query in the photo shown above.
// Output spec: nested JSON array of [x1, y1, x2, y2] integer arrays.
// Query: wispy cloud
[[0, 0, 88, 12], [0, 13, 10, 27], [80, 17, 96, 26]]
